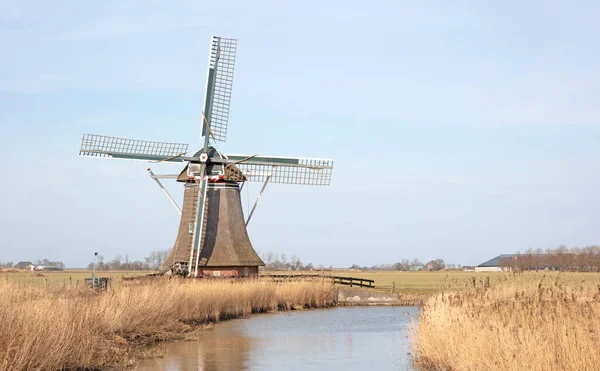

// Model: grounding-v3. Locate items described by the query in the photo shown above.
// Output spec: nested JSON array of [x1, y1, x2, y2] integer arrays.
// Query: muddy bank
[[337, 286, 428, 306]]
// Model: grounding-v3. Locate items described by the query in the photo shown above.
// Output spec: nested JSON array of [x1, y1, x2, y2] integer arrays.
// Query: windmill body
[[79, 36, 334, 277]]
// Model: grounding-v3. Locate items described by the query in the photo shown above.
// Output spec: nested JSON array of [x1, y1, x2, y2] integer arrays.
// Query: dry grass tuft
[[0, 277, 335, 370], [414, 272, 600, 371]]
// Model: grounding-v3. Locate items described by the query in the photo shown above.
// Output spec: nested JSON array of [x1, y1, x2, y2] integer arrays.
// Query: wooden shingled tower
[[78, 36, 334, 277]]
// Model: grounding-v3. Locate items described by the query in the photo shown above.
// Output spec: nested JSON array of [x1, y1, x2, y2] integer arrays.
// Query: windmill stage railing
[[259, 273, 375, 288]]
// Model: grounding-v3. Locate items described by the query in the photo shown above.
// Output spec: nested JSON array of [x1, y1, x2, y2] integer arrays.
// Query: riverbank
[[0, 278, 336, 370], [414, 272, 600, 370], [337, 286, 428, 306]]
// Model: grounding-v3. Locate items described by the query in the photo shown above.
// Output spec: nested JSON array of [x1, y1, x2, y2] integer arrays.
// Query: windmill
[[78, 36, 334, 277]]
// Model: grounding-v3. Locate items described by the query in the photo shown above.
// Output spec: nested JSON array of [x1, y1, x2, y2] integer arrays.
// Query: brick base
[[199, 266, 259, 277]]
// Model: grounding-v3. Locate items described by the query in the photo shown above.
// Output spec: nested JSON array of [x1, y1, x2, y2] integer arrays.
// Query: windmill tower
[[79, 36, 334, 277]]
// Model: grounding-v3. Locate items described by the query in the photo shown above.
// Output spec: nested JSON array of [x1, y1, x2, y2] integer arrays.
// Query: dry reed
[[0, 277, 335, 370], [414, 272, 600, 370]]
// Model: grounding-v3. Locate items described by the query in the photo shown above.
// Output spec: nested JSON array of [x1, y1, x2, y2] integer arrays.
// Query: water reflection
[[137, 307, 418, 371]]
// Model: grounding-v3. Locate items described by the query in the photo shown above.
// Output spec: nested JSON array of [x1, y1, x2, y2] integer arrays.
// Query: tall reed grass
[[414, 273, 600, 370], [0, 277, 335, 370]]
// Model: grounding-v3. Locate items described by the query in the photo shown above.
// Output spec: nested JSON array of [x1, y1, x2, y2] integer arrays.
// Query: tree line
[[349, 258, 451, 271], [87, 250, 170, 271], [502, 246, 600, 272], [260, 252, 320, 271]]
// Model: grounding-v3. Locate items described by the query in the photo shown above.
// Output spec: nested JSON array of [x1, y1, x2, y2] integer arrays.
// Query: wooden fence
[[260, 274, 375, 288]]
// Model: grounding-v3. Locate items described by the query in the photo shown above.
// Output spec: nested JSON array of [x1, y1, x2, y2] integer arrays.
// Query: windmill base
[[197, 266, 259, 278]]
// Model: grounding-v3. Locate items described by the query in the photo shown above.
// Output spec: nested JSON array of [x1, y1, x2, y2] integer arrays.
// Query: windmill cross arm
[[80, 151, 187, 163], [148, 173, 180, 179]]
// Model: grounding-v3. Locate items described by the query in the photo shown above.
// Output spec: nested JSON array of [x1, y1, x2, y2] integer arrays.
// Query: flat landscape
[[8, 269, 600, 293], [1, 269, 501, 291], [4, 268, 600, 370]]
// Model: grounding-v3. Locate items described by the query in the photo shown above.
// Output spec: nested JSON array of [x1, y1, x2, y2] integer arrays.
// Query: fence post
[[485, 276, 490, 289], [391, 281, 396, 293]]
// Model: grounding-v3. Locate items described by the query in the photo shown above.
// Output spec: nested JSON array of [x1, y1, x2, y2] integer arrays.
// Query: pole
[[246, 166, 275, 226], [147, 168, 182, 215], [93, 252, 98, 289]]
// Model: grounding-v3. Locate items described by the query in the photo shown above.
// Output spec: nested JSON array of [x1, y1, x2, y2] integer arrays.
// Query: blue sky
[[0, 1, 598, 268]]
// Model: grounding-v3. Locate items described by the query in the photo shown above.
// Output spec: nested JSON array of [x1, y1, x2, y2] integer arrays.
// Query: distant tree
[[265, 252, 274, 265], [499, 257, 515, 271], [291, 255, 302, 271]]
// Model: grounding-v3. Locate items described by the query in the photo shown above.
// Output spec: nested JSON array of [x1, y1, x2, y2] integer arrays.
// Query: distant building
[[14, 261, 35, 270], [475, 254, 516, 272], [409, 265, 424, 271]]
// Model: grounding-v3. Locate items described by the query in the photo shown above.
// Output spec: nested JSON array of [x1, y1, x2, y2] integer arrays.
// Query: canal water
[[137, 306, 418, 371]]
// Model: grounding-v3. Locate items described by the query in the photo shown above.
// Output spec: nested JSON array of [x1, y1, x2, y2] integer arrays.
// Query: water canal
[[137, 306, 418, 371]]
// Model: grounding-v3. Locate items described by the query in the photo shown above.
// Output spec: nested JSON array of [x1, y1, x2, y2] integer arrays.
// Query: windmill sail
[[79, 134, 188, 163], [224, 155, 334, 185], [201, 36, 237, 142]]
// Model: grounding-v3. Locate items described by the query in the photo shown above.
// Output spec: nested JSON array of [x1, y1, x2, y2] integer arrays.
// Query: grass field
[[3, 269, 505, 292], [7, 269, 600, 293], [0, 269, 151, 287], [331, 270, 507, 292]]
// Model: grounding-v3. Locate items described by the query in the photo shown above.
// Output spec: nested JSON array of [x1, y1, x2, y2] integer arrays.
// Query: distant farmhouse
[[13, 261, 50, 271], [476, 253, 570, 272], [14, 261, 35, 270], [475, 254, 516, 272]]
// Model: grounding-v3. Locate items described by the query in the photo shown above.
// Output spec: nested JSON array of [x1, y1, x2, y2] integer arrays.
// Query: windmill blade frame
[[224, 154, 334, 186], [201, 36, 237, 143], [79, 134, 189, 163]]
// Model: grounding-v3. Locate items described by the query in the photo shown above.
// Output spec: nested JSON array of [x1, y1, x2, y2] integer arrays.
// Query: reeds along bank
[[0, 278, 336, 370], [414, 272, 600, 371]]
